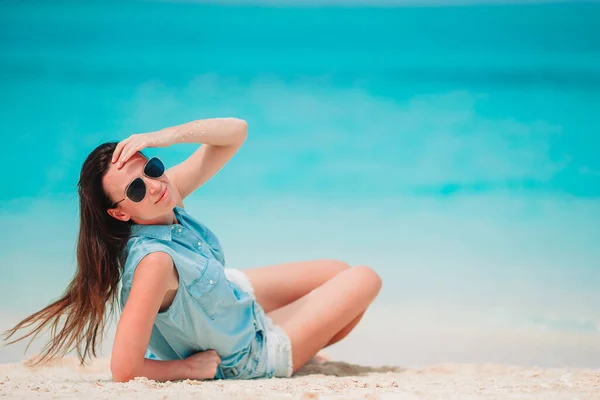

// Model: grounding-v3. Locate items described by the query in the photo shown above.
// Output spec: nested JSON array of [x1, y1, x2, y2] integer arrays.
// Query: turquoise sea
[[1, 0, 599, 367]]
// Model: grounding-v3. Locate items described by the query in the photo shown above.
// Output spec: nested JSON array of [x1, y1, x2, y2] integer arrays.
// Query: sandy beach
[[1, 356, 599, 399]]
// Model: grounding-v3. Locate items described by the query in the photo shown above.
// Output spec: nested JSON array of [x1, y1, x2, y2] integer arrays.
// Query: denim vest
[[119, 206, 265, 379]]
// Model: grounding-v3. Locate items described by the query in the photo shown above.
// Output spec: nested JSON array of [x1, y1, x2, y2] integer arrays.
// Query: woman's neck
[[131, 208, 178, 226]]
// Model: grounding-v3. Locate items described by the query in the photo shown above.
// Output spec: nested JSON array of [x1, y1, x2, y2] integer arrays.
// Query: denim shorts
[[224, 268, 294, 379]]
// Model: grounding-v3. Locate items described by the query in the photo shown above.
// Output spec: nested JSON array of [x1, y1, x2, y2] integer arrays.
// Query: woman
[[3, 118, 382, 382]]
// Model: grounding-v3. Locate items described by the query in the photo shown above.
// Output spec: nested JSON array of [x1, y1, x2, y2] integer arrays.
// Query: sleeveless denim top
[[119, 206, 265, 379]]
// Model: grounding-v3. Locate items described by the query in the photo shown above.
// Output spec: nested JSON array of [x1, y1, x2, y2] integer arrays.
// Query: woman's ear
[[107, 208, 131, 222]]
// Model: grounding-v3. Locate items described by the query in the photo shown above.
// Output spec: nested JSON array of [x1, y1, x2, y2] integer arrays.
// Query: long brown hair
[[2, 142, 132, 365]]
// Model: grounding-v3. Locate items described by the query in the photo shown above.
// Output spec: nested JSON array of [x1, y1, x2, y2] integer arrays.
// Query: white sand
[[1, 356, 599, 399]]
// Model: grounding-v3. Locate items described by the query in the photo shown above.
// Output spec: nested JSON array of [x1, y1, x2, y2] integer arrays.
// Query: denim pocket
[[217, 330, 266, 380], [217, 364, 240, 379], [241, 329, 267, 379], [185, 263, 237, 320]]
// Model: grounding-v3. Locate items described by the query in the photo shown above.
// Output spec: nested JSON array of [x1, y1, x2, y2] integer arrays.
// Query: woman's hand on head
[[112, 131, 173, 168], [184, 349, 221, 380]]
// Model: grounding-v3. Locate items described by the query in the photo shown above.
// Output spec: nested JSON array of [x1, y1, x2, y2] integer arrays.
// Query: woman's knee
[[317, 262, 381, 299], [352, 265, 382, 296], [318, 259, 351, 275]]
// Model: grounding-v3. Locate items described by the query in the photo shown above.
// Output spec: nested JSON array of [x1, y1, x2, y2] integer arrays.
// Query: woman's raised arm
[[111, 118, 247, 201]]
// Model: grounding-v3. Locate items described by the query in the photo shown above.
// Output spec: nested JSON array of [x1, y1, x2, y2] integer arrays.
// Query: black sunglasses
[[110, 157, 165, 208]]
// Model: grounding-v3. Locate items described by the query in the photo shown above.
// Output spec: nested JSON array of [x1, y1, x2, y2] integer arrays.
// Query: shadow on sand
[[294, 361, 405, 377]]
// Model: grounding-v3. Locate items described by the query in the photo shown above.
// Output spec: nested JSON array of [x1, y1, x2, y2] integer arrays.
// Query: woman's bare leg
[[243, 259, 350, 313], [269, 306, 365, 348], [325, 311, 365, 347], [267, 266, 382, 373]]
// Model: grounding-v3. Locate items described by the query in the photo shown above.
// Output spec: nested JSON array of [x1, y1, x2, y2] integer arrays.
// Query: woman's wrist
[[147, 128, 177, 147], [139, 358, 195, 382], [179, 357, 193, 379]]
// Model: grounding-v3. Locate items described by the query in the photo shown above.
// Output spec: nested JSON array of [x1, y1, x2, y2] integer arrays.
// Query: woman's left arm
[[112, 117, 248, 200]]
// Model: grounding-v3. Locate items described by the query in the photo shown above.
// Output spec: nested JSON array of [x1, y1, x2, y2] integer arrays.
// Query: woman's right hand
[[184, 349, 221, 380]]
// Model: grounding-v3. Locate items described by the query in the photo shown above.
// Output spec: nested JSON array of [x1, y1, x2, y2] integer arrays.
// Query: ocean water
[[1, 0, 599, 367]]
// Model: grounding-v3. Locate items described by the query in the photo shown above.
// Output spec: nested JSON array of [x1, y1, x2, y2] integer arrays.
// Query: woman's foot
[[309, 351, 332, 365]]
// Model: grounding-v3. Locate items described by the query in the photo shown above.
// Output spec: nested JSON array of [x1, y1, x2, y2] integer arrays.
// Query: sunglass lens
[[145, 157, 165, 178], [126, 178, 146, 202]]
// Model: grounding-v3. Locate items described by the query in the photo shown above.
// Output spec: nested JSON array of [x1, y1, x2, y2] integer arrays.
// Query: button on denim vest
[[119, 206, 266, 379]]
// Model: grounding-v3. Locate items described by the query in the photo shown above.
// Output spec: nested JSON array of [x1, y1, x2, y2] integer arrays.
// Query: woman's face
[[103, 153, 176, 223]]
